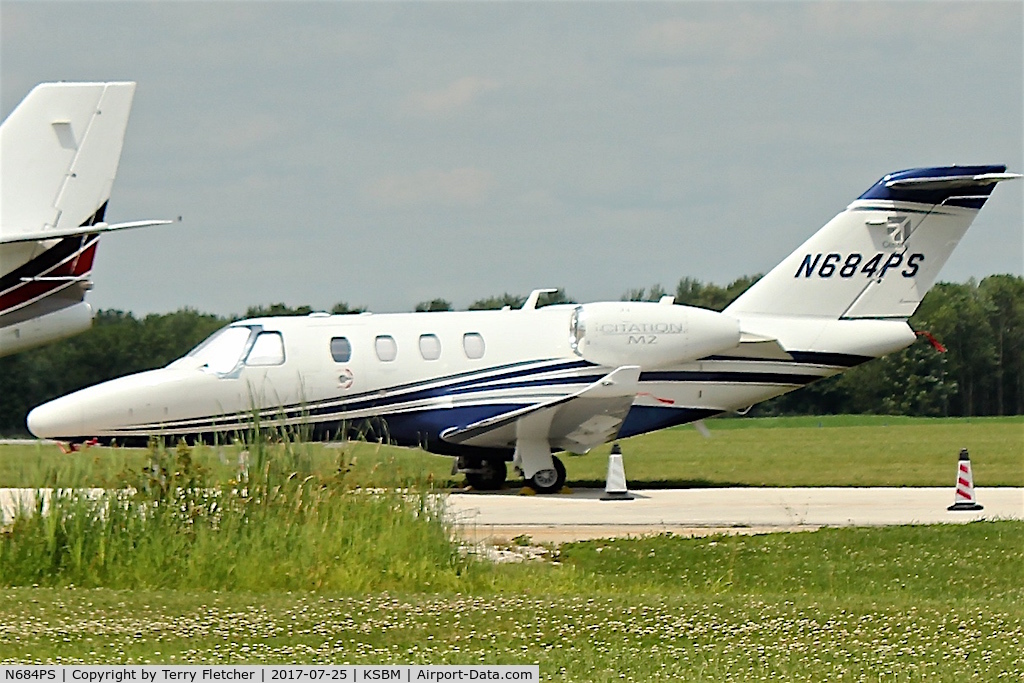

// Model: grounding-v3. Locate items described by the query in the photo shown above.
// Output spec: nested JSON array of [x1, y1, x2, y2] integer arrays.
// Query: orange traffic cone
[[948, 448, 983, 511]]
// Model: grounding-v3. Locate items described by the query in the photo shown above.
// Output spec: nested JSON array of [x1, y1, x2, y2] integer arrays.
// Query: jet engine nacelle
[[569, 301, 741, 370], [0, 301, 93, 359]]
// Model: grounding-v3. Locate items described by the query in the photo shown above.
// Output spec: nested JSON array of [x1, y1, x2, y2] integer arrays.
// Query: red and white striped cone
[[601, 444, 634, 501], [948, 448, 983, 511]]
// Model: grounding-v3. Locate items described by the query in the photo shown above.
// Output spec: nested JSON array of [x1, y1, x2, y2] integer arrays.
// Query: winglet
[[522, 288, 558, 310]]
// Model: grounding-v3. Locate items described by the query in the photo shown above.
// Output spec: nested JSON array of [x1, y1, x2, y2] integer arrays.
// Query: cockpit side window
[[245, 331, 285, 366], [186, 326, 256, 374]]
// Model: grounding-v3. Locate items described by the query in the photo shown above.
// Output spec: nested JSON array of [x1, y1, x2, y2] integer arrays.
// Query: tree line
[[0, 274, 1020, 434]]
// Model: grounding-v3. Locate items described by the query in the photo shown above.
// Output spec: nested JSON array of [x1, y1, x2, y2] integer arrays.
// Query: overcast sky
[[3, 1, 1021, 316]]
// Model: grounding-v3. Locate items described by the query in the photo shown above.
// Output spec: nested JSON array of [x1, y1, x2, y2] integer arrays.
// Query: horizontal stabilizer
[[0, 219, 175, 245], [441, 365, 641, 453], [884, 172, 1021, 191]]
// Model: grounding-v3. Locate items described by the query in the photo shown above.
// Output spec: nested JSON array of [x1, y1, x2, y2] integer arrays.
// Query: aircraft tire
[[464, 458, 507, 490], [527, 455, 567, 494]]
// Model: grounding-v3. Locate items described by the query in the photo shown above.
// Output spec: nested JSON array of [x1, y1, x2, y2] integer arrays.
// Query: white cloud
[[636, 13, 781, 61], [404, 77, 498, 117], [365, 167, 495, 206]]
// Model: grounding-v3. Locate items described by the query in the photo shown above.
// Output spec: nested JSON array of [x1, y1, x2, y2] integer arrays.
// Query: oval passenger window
[[419, 334, 441, 361], [463, 332, 485, 359], [375, 335, 398, 362]]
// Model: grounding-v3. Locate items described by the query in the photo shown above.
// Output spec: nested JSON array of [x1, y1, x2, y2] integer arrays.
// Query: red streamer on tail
[[916, 330, 947, 353]]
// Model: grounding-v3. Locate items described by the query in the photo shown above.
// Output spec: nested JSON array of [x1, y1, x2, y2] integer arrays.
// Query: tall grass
[[0, 440, 461, 489], [0, 435, 477, 592]]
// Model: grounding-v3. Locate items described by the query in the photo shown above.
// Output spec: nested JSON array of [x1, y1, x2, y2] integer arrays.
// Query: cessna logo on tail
[[885, 215, 914, 246], [795, 252, 924, 279]]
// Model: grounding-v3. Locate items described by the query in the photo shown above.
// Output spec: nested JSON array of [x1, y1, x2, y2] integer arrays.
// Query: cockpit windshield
[[180, 325, 256, 374]]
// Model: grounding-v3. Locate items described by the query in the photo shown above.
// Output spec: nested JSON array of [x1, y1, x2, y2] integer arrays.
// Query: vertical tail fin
[[725, 166, 1020, 320], [0, 82, 137, 241]]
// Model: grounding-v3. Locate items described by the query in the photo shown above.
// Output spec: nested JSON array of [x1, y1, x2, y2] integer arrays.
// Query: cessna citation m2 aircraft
[[0, 81, 170, 357], [27, 165, 1019, 492]]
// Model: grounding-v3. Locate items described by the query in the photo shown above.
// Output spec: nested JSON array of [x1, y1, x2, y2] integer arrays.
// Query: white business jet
[[26, 165, 1019, 492], [0, 82, 171, 357]]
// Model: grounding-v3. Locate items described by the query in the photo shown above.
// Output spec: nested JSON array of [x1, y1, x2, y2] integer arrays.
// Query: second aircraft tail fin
[[0, 81, 137, 242]]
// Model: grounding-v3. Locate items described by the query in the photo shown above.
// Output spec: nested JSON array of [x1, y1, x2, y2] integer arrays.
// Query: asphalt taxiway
[[447, 487, 1024, 543]]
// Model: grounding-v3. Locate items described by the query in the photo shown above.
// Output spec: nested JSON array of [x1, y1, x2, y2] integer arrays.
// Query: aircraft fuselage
[[25, 301, 913, 453]]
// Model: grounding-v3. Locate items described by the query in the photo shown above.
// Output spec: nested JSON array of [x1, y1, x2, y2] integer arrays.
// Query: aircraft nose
[[27, 397, 83, 440], [25, 368, 199, 441]]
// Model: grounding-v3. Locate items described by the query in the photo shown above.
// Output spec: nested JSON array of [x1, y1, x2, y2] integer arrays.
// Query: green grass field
[[2, 523, 1021, 680], [2, 415, 1020, 488], [1, 418, 1021, 679]]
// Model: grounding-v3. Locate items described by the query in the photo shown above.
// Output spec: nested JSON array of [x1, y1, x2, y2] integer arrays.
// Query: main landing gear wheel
[[464, 458, 507, 490], [527, 455, 567, 494]]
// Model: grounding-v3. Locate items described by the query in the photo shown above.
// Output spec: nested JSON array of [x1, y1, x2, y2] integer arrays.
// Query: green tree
[[138, 308, 226, 364], [828, 339, 957, 417], [876, 340, 957, 416], [535, 288, 573, 307], [330, 301, 366, 315], [468, 293, 524, 310], [468, 289, 572, 310], [978, 275, 1024, 415], [244, 303, 314, 318], [622, 284, 668, 302], [914, 281, 997, 416], [415, 299, 453, 312], [674, 275, 761, 311]]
